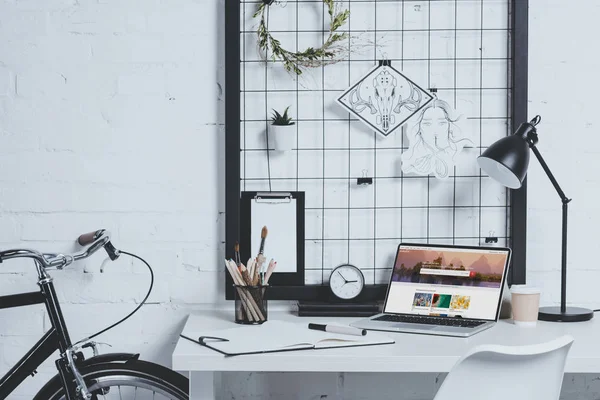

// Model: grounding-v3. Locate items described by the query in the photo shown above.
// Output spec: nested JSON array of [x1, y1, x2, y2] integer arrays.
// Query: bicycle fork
[[39, 269, 92, 400]]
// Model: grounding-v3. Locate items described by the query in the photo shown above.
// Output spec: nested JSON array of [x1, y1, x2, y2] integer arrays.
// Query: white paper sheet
[[251, 199, 297, 273], [191, 321, 394, 356], [401, 98, 473, 179]]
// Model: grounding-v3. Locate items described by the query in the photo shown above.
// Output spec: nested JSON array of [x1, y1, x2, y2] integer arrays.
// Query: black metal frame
[[509, 0, 529, 285], [225, 0, 529, 300], [0, 282, 77, 399]]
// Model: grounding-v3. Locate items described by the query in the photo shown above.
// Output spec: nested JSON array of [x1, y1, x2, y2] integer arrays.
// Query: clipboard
[[240, 191, 305, 286]]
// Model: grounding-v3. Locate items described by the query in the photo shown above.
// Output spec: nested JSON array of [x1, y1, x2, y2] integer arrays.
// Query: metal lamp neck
[[522, 115, 570, 204], [515, 115, 541, 147]]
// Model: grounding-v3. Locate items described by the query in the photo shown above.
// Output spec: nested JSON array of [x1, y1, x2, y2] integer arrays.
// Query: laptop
[[351, 243, 511, 337]]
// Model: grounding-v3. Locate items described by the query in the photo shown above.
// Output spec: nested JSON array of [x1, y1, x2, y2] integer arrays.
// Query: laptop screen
[[383, 244, 511, 321]]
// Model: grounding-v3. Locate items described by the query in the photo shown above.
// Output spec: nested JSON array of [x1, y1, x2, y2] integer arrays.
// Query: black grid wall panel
[[239, 0, 513, 287]]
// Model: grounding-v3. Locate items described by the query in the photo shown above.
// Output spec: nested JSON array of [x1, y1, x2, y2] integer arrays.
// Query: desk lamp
[[477, 115, 593, 322]]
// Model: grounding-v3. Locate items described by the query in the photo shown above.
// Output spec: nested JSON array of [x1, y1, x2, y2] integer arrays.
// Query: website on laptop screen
[[384, 245, 509, 320]]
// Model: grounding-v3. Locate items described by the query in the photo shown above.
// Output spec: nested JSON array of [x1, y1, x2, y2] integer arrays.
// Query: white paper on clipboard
[[251, 198, 297, 273]]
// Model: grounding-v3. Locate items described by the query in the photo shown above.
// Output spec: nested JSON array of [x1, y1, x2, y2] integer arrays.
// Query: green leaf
[[253, 1, 350, 76], [271, 106, 294, 125], [253, 4, 265, 18], [282, 106, 290, 121]]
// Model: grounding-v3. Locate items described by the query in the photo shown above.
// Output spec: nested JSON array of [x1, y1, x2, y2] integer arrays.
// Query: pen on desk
[[308, 323, 367, 337]]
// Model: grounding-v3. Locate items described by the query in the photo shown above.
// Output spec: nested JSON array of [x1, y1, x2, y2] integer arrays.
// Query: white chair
[[433, 335, 574, 400]]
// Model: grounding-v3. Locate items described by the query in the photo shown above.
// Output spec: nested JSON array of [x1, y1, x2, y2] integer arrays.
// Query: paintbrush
[[259, 226, 268, 255], [256, 226, 268, 268], [234, 242, 241, 269]]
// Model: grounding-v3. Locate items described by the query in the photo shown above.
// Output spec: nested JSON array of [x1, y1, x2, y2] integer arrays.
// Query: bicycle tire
[[33, 359, 189, 400]]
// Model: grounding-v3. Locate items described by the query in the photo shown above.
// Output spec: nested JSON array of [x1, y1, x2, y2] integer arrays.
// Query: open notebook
[[181, 320, 395, 357]]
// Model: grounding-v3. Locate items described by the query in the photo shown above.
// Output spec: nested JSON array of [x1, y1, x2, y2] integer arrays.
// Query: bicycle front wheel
[[34, 359, 189, 400]]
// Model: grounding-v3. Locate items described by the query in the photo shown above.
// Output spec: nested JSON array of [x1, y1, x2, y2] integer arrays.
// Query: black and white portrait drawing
[[337, 64, 433, 137], [401, 99, 473, 179]]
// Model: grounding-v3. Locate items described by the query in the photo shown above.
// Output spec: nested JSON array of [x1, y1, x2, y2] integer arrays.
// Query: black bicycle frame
[[0, 277, 78, 399]]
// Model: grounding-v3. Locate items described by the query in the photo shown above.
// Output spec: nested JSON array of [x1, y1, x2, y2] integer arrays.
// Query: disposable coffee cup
[[511, 285, 541, 327]]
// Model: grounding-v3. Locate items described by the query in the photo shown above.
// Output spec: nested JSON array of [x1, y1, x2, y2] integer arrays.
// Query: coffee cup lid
[[510, 285, 541, 295]]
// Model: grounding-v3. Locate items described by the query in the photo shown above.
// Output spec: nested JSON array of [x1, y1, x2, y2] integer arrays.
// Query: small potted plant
[[269, 106, 296, 152]]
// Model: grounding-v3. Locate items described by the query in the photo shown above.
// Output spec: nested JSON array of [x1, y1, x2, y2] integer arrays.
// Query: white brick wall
[[0, 0, 226, 397], [0, 0, 598, 399]]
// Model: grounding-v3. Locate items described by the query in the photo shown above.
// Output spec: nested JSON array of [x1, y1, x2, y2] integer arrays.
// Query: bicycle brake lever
[[103, 241, 120, 261], [82, 341, 112, 357], [81, 342, 99, 357]]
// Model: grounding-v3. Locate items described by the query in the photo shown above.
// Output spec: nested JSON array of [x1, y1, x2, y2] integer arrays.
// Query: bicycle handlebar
[[77, 231, 99, 246], [0, 229, 117, 270]]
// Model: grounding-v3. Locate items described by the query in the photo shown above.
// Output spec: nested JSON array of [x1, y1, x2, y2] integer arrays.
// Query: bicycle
[[0, 229, 189, 399]]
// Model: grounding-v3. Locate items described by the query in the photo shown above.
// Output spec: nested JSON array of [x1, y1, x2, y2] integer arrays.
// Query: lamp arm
[[530, 145, 570, 204], [531, 144, 569, 313]]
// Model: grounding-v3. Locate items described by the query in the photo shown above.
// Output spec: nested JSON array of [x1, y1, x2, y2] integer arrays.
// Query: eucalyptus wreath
[[253, 0, 351, 75]]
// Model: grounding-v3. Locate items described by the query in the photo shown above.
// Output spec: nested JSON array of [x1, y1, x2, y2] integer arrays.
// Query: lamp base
[[538, 306, 594, 322]]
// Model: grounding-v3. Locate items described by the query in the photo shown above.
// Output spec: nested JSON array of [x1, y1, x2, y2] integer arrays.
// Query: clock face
[[329, 264, 365, 300]]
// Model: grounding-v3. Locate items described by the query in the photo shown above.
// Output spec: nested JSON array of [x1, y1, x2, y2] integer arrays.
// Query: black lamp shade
[[477, 134, 531, 189]]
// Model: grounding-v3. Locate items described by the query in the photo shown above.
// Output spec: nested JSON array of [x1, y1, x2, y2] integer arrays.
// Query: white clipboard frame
[[240, 191, 305, 286]]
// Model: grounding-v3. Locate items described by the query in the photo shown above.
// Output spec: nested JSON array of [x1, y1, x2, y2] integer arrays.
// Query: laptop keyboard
[[373, 314, 486, 328]]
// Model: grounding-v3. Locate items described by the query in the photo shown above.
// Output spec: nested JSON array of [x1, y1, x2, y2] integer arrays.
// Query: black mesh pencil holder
[[233, 285, 268, 324]]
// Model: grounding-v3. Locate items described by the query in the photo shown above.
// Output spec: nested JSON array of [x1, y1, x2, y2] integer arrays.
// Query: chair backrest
[[434, 335, 574, 400]]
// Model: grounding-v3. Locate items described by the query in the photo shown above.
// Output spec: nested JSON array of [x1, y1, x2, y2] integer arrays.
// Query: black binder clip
[[357, 170, 373, 186], [378, 59, 391, 67], [262, 0, 275, 5], [484, 231, 498, 244]]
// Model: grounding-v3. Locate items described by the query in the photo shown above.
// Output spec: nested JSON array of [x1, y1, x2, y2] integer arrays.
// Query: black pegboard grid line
[[241, 0, 504, 3], [239, 0, 513, 286], [321, 0, 327, 282], [372, 0, 378, 283], [308, 236, 509, 240], [242, 87, 512, 92], [345, 0, 353, 264], [242, 147, 494, 150], [241, 28, 510, 33], [241, 57, 511, 62], [241, 175, 500, 181], [242, 117, 509, 122], [305, 205, 508, 209]]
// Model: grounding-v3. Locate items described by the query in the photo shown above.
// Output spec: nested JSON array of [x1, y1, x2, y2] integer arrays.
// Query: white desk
[[173, 311, 600, 399]]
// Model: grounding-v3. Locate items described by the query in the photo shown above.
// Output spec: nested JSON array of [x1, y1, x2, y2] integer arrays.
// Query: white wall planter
[[269, 124, 296, 152]]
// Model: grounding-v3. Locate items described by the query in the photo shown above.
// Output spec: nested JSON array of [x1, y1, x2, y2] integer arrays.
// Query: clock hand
[[346, 280, 358, 283], [337, 271, 348, 283]]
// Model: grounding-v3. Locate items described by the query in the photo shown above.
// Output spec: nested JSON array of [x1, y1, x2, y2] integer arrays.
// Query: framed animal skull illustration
[[337, 61, 433, 137]]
